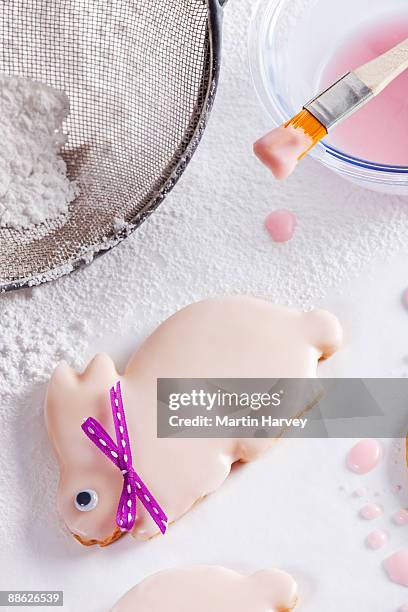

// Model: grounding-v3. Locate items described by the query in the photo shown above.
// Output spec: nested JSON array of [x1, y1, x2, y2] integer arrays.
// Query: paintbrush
[[254, 36, 408, 180]]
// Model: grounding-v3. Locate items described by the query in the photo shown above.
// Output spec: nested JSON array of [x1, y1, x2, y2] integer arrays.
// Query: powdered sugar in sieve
[[0, 74, 78, 230]]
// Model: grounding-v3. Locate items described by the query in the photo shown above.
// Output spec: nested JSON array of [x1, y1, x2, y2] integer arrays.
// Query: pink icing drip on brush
[[253, 125, 312, 180]]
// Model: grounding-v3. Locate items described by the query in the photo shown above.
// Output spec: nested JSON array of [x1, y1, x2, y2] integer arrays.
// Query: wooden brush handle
[[353, 37, 408, 96]]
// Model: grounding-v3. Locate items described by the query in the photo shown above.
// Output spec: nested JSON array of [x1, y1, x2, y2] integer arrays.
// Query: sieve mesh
[[0, 0, 221, 291]]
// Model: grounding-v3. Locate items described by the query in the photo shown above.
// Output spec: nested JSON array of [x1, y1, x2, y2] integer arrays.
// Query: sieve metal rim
[[2, 0, 225, 293]]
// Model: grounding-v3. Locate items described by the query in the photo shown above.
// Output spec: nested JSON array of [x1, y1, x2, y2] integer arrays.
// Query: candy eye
[[74, 489, 98, 512]]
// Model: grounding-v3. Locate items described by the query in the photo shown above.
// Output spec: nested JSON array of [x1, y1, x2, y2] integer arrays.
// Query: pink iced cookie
[[254, 125, 312, 180], [45, 296, 342, 546], [111, 567, 298, 612]]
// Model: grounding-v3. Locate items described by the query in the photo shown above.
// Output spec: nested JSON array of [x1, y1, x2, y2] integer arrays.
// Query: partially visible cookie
[[111, 566, 298, 612]]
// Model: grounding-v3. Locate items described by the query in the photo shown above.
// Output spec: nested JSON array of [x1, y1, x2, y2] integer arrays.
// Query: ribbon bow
[[81, 381, 168, 535]]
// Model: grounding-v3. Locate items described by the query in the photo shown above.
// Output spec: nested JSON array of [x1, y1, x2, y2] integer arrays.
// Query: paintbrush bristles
[[286, 110, 327, 158]]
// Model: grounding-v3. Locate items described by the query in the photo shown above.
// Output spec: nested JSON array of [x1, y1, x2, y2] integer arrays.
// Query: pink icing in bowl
[[249, 0, 408, 195]]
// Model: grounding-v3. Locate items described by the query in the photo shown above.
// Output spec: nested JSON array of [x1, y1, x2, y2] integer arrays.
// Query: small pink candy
[[366, 529, 387, 550], [384, 550, 408, 587], [393, 509, 408, 526], [360, 503, 383, 520], [347, 439, 382, 474], [265, 209, 297, 243]]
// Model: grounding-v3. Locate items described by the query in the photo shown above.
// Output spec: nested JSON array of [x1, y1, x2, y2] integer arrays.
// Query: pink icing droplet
[[384, 550, 408, 587], [265, 209, 297, 243], [347, 439, 382, 474], [394, 509, 408, 526], [360, 503, 383, 520], [366, 529, 387, 550]]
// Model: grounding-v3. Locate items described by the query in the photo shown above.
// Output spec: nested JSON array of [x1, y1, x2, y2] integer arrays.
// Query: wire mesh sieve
[[0, 0, 223, 291]]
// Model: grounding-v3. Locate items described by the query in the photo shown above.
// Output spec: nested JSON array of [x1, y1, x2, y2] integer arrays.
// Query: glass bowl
[[249, 0, 408, 195]]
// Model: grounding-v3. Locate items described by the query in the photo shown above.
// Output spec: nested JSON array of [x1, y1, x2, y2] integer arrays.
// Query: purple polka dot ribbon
[[81, 381, 168, 535]]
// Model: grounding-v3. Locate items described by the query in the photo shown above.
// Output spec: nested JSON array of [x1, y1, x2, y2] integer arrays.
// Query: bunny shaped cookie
[[45, 296, 342, 546]]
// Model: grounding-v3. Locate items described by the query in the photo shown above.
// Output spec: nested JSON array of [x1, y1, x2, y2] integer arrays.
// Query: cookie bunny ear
[[304, 308, 343, 360], [80, 352, 118, 381], [46, 353, 118, 413], [250, 569, 298, 609], [45, 361, 78, 438], [47, 360, 77, 399]]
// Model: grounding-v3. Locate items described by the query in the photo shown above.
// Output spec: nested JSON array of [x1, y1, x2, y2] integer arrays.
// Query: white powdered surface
[[0, 74, 77, 229], [0, 2, 407, 611]]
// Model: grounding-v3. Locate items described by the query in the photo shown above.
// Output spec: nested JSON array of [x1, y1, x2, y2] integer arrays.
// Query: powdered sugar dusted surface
[[0, 1, 408, 611], [0, 74, 77, 229]]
